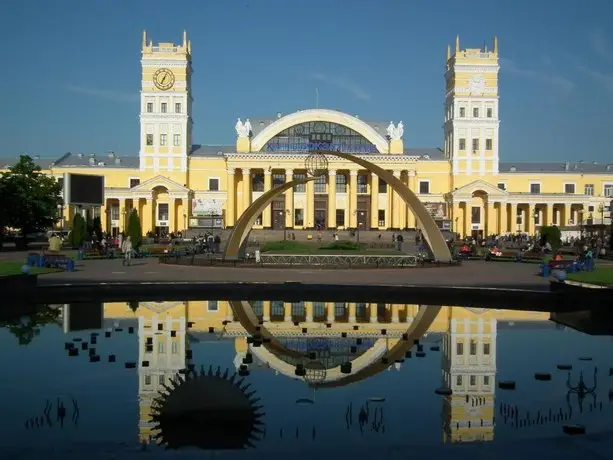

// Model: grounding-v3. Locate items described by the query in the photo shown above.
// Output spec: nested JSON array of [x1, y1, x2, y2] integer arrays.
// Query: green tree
[[85, 210, 93, 237], [126, 210, 142, 249], [69, 213, 86, 248], [539, 225, 562, 252], [0, 155, 63, 249], [92, 216, 103, 240]]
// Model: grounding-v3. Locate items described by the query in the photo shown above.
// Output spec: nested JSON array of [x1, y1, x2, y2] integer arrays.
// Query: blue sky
[[1, 0, 612, 162]]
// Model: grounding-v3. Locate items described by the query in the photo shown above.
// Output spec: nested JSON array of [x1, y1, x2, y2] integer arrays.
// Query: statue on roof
[[386, 121, 395, 139], [394, 121, 404, 140], [235, 118, 250, 138], [244, 118, 252, 136], [386, 121, 404, 141]]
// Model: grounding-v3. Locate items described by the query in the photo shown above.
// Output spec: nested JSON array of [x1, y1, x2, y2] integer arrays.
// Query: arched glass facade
[[262, 121, 378, 154]]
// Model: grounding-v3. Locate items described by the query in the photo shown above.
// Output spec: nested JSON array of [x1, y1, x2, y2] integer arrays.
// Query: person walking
[[121, 236, 133, 267]]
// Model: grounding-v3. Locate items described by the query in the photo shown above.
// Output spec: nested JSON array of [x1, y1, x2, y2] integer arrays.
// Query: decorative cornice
[[140, 60, 189, 68], [224, 153, 425, 163]]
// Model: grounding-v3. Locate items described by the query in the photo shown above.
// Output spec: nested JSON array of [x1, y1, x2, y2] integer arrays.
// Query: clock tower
[[443, 36, 500, 181], [139, 30, 193, 174]]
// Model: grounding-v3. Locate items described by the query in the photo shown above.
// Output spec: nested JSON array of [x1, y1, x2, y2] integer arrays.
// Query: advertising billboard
[[64, 173, 105, 206]]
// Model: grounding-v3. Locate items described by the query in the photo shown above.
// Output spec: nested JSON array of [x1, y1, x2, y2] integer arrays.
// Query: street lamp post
[[183, 213, 187, 234], [578, 210, 584, 239], [533, 210, 539, 236]]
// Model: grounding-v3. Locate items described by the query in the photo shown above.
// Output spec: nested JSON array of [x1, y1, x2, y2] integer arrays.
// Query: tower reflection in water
[[89, 300, 550, 447]]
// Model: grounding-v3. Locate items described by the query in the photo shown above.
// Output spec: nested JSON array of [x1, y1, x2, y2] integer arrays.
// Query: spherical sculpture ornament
[[305, 152, 329, 177]]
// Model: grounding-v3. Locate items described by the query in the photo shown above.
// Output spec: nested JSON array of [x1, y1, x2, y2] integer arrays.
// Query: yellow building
[[3, 32, 613, 238]]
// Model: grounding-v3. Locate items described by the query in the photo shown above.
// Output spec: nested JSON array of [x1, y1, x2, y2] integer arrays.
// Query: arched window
[[263, 121, 377, 154]]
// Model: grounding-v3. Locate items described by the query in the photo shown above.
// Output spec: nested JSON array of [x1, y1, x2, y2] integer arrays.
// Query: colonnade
[[225, 166, 421, 230]]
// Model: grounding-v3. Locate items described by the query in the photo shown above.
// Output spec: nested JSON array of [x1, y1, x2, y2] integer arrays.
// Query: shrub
[[539, 225, 562, 251], [261, 240, 310, 252], [69, 213, 86, 248], [126, 210, 142, 249]]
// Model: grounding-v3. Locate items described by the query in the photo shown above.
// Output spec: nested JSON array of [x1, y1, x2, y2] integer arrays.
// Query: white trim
[[562, 181, 576, 194], [496, 181, 506, 191], [603, 182, 613, 197], [207, 300, 219, 312], [208, 177, 220, 192], [417, 179, 431, 195], [128, 176, 141, 188], [528, 181, 541, 194]]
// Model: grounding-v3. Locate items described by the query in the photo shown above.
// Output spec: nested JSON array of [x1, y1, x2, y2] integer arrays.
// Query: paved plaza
[[0, 251, 553, 290]]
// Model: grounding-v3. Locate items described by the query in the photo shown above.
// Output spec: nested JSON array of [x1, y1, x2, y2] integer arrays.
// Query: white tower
[[444, 36, 500, 179], [139, 30, 193, 174]]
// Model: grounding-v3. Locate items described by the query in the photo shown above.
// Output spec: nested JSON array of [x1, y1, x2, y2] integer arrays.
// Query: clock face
[[469, 75, 485, 92], [153, 68, 175, 91]]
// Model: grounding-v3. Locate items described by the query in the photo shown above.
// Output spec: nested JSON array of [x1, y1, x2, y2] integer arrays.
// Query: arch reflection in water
[[67, 300, 612, 449]]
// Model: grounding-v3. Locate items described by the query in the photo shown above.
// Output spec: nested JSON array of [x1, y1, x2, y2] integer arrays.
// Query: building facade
[[2, 32, 612, 238]]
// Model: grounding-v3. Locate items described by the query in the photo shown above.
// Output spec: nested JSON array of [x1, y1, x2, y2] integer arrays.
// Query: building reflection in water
[[91, 301, 549, 447]]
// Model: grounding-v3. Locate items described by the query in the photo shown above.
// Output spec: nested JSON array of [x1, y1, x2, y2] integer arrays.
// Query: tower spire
[[493, 36, 499, 54], [447, 44, 451, 60], [455, 35, 460, 53], [142, 30, 147, 49], [183, 30, 187, 47]]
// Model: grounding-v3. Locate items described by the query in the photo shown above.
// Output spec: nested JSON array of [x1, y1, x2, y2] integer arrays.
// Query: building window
[[378, 210, 385, 227], [129, 178, 140, 188], [336, 173, 348, 193], [530, 183, 541, 194], [157, 203, 169, 221], [484, 375, 490, 386], [171, 342, 178, 354], [471, 207, 480, 224], [336, 209, 345, 227], [485, 139, 493, 150], [175, 102, 181, 113], [160, 133, 167, 146], [294, 209, 304, 226], [459, 138, 466, 150], [294, 173, 306, 192], [251, 173, 264, 192], [378, 177, 387, 193], [158, 341, 165, 353], [469, 340, 477, 355], [473, 107, 479, 118], [584, 184, 594, 196], [497, 183, 506, 190], [357, 175, 368, 193], [146, 134, 153, 146], [207, 300, 218, 312], [272, 173, 285, 187], [314, 174, 326, 193], [208, 178, 219, 191], [111, 205, 120, 221], [456, 342, 464, 355], [419, 181, 430, 194], [605, 184, 613, 197], [146, 102, 153, 113], [456, 375, 462, 386], [459, 107, 466, 117], [486, 107, 493, 118], [483, 343, 490, 355], [173, 134, 181, 146], [472, 138, 479, 151], [564, 183, 576, 194], [145, 375, 152, 385], [470, 375, 476, 386], [161, 102, 167, 113]]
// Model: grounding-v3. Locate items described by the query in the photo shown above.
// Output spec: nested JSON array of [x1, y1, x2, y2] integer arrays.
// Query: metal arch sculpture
[[224, 177, 316, 260], [223, 151, 452, 262], [323, 150, 451, 262]]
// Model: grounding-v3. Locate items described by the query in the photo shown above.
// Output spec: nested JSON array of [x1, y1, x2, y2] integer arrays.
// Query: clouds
[[500, 58, 574, 95], [311, 73, 371, 101], [570, 28, 613, 95], [63, 84, 138, 102]]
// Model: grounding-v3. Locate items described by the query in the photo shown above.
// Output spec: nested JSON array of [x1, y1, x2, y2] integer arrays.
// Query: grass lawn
[[0, 261, 61, 276], [567, 267, 613, 286], [260, 240, 401, 255]]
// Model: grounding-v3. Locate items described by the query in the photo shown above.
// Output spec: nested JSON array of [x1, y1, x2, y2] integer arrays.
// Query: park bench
[[26, 252, 74, 272], [370, 242, 396, 249], [80, 248, 115, 260]]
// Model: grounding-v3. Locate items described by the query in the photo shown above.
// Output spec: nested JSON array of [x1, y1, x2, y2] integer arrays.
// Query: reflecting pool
[[1, 301, 612, 458]]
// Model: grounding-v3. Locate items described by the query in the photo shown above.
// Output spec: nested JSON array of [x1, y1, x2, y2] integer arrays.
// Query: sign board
[[192, 198, 223, 216], [64, 173, 105, 206], [423, 202, 447, 219]]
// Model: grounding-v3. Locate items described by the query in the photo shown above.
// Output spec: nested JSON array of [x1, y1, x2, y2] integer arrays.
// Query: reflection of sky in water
[[0, 317, 612, 452]]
